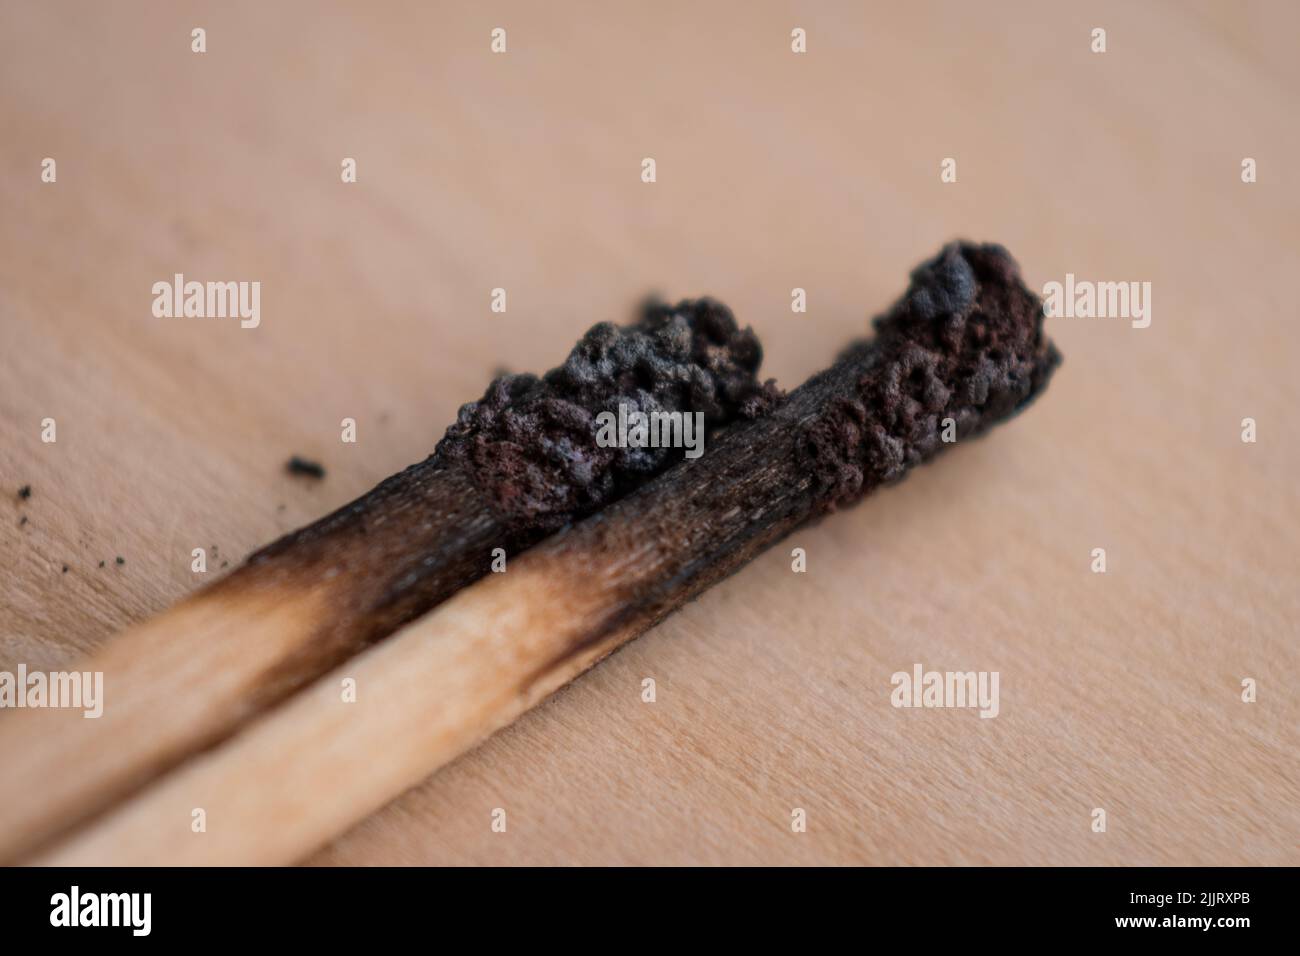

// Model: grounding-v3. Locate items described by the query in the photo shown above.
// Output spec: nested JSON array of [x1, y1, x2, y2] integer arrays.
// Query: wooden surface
[[2, 0, 1297, 865]]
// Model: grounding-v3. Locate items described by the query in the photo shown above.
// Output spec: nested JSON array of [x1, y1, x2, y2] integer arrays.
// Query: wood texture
[[2, 0, 1297, 865]]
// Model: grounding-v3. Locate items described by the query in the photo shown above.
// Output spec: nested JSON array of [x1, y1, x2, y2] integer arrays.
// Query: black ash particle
[[115, 556, 125, 565], [287, 456, 326, 479], [18, 485, 31, 500]]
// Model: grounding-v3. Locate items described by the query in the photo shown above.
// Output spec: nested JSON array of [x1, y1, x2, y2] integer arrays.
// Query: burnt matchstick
[[0, 300, 774, 864], [35, 242, 1061, 866]]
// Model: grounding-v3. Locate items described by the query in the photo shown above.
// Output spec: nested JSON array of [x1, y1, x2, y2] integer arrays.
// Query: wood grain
[[2, 0, 1297, 865]]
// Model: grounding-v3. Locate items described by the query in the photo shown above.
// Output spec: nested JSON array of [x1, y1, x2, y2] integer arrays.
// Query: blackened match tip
[[801, 241, 1061, 512], [436, 298, 774, 534]]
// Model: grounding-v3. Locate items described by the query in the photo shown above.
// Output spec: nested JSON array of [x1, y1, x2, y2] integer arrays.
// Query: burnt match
[[0, 299, 773, 863], [35, 242, 1061, 866]]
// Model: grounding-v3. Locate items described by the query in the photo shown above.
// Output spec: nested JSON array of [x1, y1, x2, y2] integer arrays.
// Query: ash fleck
[[18, 485, 31, 500], [287, 456, 326, 480], [115, 556, 125, 566]]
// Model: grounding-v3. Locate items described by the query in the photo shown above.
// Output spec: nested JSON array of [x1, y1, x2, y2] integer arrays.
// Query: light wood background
[[2, 1, 1296, 865]]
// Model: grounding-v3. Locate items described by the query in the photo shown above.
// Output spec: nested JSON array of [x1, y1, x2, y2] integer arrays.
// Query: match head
[[803, 241, 1062, 511], [436, 299, 776, 534]]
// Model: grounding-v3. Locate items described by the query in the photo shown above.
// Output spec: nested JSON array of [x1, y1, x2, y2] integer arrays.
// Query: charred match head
[[802, 241, 1061, 511], [436, 298, 779, 534]]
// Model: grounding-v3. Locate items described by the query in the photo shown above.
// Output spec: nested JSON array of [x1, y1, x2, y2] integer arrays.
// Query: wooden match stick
[[0, 300, 774, 863], [34, 242, 1060, 866]]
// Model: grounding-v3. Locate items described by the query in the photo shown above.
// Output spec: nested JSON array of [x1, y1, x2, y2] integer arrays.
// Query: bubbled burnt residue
[[801, 242, 1061, 511], [437, 298, 780, 533]]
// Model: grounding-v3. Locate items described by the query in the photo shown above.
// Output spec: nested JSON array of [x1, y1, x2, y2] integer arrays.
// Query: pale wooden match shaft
[[0, 461, 504, 863]]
